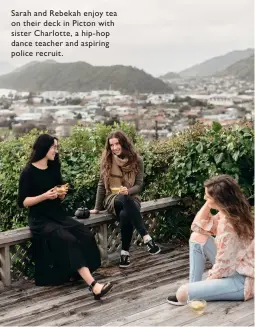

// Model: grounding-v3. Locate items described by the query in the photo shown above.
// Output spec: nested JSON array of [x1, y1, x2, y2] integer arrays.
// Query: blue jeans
[[188, 236, 245, 301]]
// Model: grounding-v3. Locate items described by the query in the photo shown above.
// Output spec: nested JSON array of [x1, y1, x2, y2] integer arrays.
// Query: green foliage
[[142, 121, 254, 217], [0, 121, 253, 240]]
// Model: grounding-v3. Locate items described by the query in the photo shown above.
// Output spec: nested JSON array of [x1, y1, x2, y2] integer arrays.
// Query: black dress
[[18, 164, 101, 286]]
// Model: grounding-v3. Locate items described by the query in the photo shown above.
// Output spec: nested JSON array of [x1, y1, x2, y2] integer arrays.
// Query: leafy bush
[[0, 121, 253, 241], [142, 121, 254, 215]]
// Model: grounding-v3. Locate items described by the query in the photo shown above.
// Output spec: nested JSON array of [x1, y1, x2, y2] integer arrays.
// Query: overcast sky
[[1, 0, 254, 76]]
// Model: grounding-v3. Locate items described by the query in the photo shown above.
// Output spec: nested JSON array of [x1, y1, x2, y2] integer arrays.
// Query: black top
[[18, 164, 79, 234]]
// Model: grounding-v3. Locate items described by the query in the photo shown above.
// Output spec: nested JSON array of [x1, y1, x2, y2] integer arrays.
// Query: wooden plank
[[0, 252, 189, 325], [140, 197, 180, 212], [224, 312, 254, 326], [42, 280, 187, 327], [0, 243, 251, 327], [0, 246, 184, 308], [0, 246, 11, 286], [75, 197, 180, 226], [0, 228, 31, 246], [180, 300, 254, 326], [0, 197, 180, 244], [98, 224, 109, 264], [117, 300, 253, 327], [0, 268, 190, 326], [102, 297, 224, 326], [36, 274, 189, 327]]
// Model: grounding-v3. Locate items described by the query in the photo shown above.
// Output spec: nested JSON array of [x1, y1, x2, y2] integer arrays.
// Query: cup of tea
[[188, 299, 207, 315], [110, 186, 121, 194], [55, 184, 69, 196]]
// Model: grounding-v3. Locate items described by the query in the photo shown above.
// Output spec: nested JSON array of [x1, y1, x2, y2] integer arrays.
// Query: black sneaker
[[146, 239, 161, 255], [119, 254, 131, 268], [167, 295, 186, 306]]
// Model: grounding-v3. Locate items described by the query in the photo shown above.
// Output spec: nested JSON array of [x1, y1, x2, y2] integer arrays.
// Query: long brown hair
[[204, 175, 254, 241], [101, 131, 139, 188]]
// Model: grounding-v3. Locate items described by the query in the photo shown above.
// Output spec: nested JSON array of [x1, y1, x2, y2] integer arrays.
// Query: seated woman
[[167, 174, 254, 305], [18, 134, 113, 300], [90, 131, 160, 268]]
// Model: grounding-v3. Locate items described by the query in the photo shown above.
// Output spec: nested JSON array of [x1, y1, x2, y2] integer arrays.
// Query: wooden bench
[[0, 197, 180, 287]]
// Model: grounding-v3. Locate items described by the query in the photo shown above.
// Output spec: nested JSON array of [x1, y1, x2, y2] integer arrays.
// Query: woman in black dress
[[18, 134, 113, 300]]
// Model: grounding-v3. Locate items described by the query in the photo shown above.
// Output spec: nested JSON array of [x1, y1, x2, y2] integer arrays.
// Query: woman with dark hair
[[167, 174, 254, 305], [90, 131, 160, 268], [18, 134, 113, 300]]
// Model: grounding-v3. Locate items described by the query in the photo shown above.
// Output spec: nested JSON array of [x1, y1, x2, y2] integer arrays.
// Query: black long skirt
[[30, 219, 101, 286]]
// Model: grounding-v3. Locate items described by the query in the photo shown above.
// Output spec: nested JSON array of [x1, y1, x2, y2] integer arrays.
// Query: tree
[[105, 115, 120, 126], [27, 92, 34, 105]]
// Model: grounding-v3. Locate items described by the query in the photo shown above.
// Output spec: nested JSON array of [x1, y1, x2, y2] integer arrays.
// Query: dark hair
[[48, 136, 63, 183], [101, 130, 139, 189], [204, 174, 254, 241], [48, 136, 61, 168], [26, 134, 55, 166]]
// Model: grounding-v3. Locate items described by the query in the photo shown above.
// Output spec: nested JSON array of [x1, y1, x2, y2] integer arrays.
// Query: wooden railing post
[[0, 246, 11, 287], [98, 223, 109, 266]]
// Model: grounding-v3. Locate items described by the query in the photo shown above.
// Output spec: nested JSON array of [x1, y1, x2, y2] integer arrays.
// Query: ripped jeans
[[188, 236, 245, 301]]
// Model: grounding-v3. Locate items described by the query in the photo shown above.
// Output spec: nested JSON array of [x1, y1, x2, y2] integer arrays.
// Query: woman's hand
[[119, 186, 128, 195], [90, 209, 99, 214], [205, 200, 212, 209], [43, 188, 58, 200]]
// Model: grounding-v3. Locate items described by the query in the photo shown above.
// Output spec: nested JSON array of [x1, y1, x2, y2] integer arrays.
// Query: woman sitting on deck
[[167, 174, 254, 305], [18, 134, 113, 300], [90, 130, 160, 268]]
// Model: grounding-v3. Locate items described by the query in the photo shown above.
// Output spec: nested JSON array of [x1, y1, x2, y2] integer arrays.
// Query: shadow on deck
[[0, 243, 253, 326]]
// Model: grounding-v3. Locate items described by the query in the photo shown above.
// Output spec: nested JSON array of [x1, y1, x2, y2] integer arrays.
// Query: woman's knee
[[190, 232, 208, 244], [114, 194, 125, 206], [176, 284, 189, 303], [119, 209, 129, 222]]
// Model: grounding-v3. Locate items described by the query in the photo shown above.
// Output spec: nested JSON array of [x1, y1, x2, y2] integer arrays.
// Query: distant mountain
[[179, 48, 254, 77], [217, 55, 254, 81], [159, 72, 180, 80], [0, 61, 172, 94], [0, 61, 15, 76], [14, 60, 57, 73]]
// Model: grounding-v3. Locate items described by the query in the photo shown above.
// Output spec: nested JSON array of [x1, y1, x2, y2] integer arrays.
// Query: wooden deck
[[0, 244, 253, 326]]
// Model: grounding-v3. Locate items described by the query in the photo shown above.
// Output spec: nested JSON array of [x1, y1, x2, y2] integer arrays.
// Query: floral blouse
[[191, 207, 254, 301]]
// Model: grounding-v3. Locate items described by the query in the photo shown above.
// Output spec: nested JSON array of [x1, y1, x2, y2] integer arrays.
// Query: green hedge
[[0, 121, 253, 241]]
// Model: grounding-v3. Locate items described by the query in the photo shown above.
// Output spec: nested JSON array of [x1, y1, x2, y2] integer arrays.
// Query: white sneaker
[[167, 295, 186, 306]]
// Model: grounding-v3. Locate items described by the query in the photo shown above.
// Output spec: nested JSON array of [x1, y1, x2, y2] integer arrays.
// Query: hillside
[[217, 55, 254, 81], [159, 72, 180, 80], [0, 61, 172, 94], [178, 48, 254, 77]]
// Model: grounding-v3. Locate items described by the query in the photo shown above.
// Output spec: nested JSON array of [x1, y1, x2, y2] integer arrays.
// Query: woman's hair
[[101, 131, 139, 185], [26, 134, 55, 166], [204, 174, 254, 241], [48, 136, 63, 183]]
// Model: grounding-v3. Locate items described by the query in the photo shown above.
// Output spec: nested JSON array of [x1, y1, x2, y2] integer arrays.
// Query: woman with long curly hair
[[18, 134, 113, 300], [90, 131, 160, 268], [167, 174, 254, 305]]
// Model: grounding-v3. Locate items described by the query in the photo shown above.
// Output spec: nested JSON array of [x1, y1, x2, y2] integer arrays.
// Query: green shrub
[[142, 121, 254, 216]]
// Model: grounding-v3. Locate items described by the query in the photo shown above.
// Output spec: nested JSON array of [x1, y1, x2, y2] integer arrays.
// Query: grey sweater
[[94, 157, 144, 211]]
